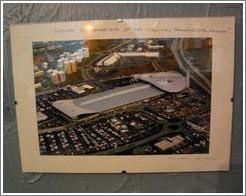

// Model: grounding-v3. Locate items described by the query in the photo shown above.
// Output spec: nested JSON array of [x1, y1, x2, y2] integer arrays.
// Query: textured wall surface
[[3, 3, 243, 193]]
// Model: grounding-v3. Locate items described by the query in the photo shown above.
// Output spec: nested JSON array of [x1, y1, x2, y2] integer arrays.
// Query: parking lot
[[142, 88, 210, 121], [37, 76, 210, 155], [39, 111, 164, 155]]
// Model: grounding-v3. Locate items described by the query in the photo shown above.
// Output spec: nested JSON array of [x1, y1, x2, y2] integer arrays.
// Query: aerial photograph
[[33, 37, 212, 155]]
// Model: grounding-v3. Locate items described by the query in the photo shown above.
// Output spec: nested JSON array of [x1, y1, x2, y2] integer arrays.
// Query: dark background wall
[[3, 3, 243, 193]]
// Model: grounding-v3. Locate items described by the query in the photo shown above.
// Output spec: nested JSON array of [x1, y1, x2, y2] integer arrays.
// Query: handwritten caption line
[[54, 26, 230, 34]]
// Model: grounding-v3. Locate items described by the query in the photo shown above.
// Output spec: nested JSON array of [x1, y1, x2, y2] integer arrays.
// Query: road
[[171, 38, 211, 94], [179, 39, 211, 87], [152, 59, 164, 72], [107, 39, 132, 53], [38, 125, 66, 134], [82, 39, 133, 80], [81, 67, 94, 81]]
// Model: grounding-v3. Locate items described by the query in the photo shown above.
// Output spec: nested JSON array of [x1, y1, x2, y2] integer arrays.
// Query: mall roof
[[52, 83, 163, 119], [133, 72, 188, 93]]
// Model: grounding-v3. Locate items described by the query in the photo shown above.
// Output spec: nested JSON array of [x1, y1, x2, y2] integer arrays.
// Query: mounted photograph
[[10, 17, 234, 173], [33, 38, 212, 156]]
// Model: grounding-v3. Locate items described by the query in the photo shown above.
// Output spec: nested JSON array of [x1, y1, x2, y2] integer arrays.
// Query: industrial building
[[154, 135, 184, 151], [96, 53, 121, 66], [148, 45, 164, 50], [70, 84, 94, 94], [117, 52, 160, 58], [96, 52, 160, 66]]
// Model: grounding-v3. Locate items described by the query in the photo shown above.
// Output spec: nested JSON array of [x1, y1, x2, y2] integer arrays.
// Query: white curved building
[[133, 72, 189, 93]]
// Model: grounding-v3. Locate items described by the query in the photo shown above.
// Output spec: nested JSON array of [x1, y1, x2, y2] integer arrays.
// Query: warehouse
[[96, 53, 121, 66], [96, 52, 160, 66]]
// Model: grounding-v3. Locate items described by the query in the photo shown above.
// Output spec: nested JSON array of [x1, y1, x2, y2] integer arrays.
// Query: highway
[[179, 39, 211, 87], [171, 38, 211, 94]]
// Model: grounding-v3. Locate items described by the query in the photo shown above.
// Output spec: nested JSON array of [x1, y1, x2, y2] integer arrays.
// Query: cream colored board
[[10, 17, 235, 173]]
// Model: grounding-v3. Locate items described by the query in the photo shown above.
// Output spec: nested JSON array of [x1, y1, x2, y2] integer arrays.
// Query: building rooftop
[[154, 135, 184, 151], [52, 83, 163, 119], [37, 112, 48, 122], [134, 72, 188, 93], [96, 52, 160, 66]]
